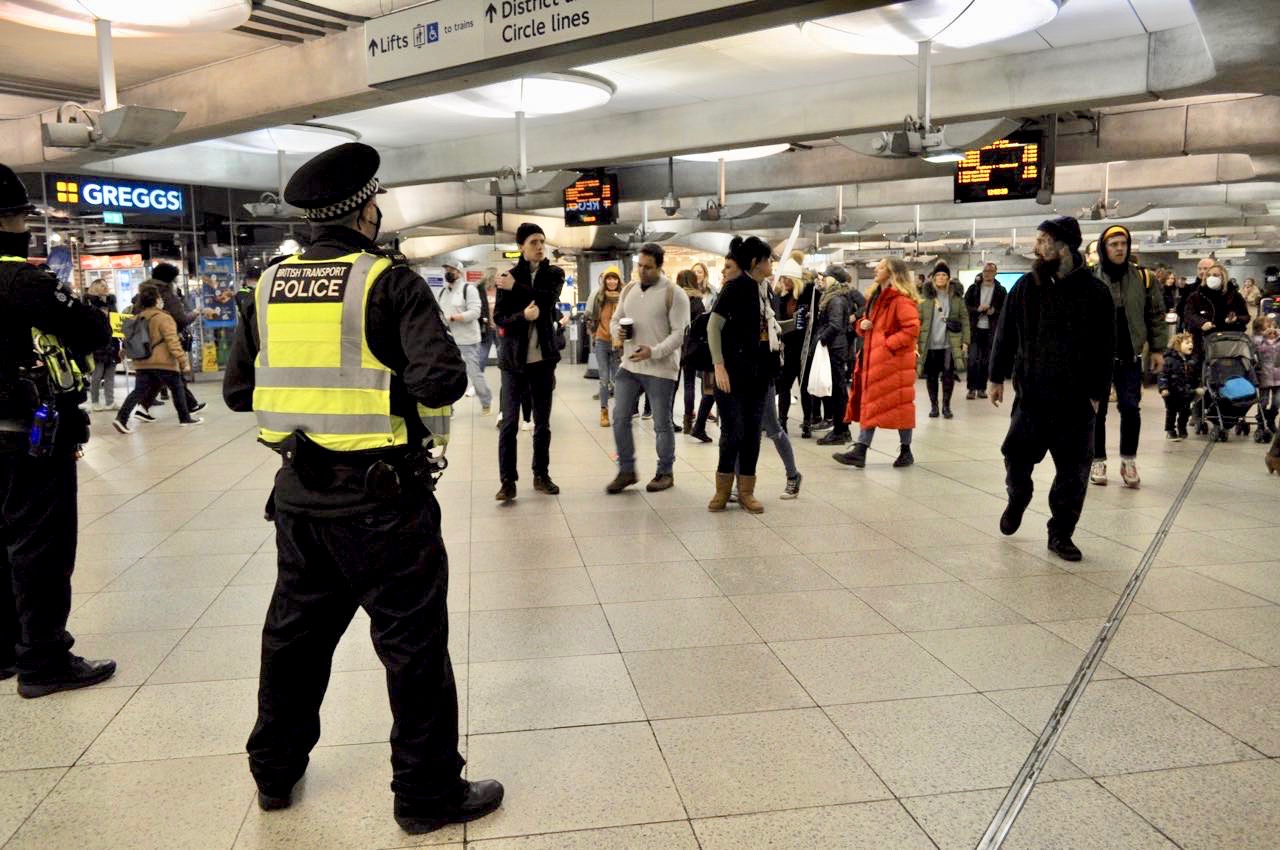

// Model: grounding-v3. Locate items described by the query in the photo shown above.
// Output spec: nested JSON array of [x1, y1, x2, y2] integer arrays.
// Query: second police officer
[[223, 143, 504, 834]]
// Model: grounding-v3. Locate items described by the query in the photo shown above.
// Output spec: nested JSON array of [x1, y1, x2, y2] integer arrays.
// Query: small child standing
[[1251, 316, 1279, 442], [1159, 332, 1201, 441]]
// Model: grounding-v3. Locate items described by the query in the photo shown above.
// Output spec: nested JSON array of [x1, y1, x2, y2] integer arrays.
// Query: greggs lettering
[[269, 264, 352, 303]]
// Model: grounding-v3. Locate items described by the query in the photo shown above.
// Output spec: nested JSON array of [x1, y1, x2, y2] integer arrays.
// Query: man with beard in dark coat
[[989, 217, 1115, 562]]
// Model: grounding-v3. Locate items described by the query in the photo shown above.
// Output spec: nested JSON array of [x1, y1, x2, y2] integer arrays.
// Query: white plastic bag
[[808, 341, 833, 398]]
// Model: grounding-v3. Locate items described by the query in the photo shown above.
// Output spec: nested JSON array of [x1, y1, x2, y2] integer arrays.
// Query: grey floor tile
[[0, 768, 64, 846], [827, 693, 1081, 798], [69, 587, 221, 633], [103, 553, 251, 591], [698, 553, 838, 595], [470, 537, 584, 571], [80, 679, 258, 764], [69, 629, 186, 688], [771, 633, 974, 705], [866, 518, 996, 549], [1141, 667, 1280, 757], [468, 654, 644, 733], [908, 623, 1121, 691], [1186, 562, 1280, 604], [1111, 532, 1267, 568], [192, 584, 274, 628], [148, 527, 273, 558], [5, 755, 254, 850], [1081, 566, 1274, 612], [148, 624, 264, 684], [624, 644, 812, 719], [911, 543, 1068, 580], [0, 688, 135, 770], [853, 582, 1026, 631], [467, 821, 699, 849], [1042, 613, 1269, 676], [470, 513, 571, 542], [692, 800, 935, 850], [989, 679, 1261, 776], [469, 567, 598, 611], [465, 723, 685, 840], [771, 523, 901, 554], [1169, 605, 1280, 664], [807, 548, 956, 587], [903, 779, 1178, 850], [578, 533, 693, 565], [731, 589, 896, 641], [469, 605, 617, 662], [966, 575, 1133, 622], [674, 527, 794, 560], [586, 561, 721, 603], [603, 597, 758, 651], [1101, 760, 1280, 850], [234, 742, 463, 848], [652, 708, 889, 818]]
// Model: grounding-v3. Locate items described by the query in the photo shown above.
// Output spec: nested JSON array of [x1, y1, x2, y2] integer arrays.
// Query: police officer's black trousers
[[1001, 398, 1096, 541], [247, 494, 465, 807], [0, 450, 78, 672]]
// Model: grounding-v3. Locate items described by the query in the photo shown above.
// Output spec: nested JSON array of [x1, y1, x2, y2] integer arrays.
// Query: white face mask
[[1206, 275, 1223, 290]]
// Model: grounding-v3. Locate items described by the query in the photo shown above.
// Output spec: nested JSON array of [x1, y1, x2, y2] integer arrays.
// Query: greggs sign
[[47, 175, 185, 215]]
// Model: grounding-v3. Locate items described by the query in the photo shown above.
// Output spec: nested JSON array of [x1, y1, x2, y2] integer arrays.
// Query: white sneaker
[[1120, 458, 1140, 489], [112, 419, 132, 434], [465, 386, 475, 397], [1090, 461, 1107, 486], [521, 421, 533, 432], [179, 417, 205, 426]]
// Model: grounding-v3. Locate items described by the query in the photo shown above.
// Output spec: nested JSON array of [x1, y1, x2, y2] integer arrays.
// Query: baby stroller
[[1195, 331, 1261, 441]]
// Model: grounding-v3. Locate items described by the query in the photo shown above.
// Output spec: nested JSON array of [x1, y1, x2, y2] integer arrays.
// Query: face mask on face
[[360, 204, 382, 242], [445, 271, 459, 283], [1206, 275, 1223, 290]]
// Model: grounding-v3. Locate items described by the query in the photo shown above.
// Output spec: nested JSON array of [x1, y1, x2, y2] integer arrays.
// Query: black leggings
[[924, 349, 956, 408], [1164, 393, 1192, 433]]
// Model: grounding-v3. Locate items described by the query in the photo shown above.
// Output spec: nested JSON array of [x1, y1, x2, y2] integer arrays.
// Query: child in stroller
[[1196, 331, 1261, 441]]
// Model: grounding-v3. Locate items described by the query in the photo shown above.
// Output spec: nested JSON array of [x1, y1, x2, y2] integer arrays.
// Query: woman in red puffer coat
[[833, 256, 923, 468]]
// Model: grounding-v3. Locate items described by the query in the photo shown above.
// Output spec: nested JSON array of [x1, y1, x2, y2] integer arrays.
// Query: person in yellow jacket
[[222, 143, 503, 835]]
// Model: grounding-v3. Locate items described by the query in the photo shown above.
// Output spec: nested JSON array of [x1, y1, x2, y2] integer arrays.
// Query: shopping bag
[[808, 341, 833, 398]]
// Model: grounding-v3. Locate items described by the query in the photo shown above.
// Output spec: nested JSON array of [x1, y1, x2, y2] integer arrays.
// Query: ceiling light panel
[[431, 73, 615, 119], [675, 144, 791, 162], [804, 0, 1062, 55], [0, 0, 251, 36]]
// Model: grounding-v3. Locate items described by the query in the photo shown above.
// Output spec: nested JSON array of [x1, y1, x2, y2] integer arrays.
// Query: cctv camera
[[661, 193, 681, 217]]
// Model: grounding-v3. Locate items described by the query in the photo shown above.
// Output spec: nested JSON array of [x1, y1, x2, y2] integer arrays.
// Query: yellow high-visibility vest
[[0, 257, 88, 393], [252, 251, 452, 452]]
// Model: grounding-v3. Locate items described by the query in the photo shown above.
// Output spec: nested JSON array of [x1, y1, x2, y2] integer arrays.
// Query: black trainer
[[1000, 499, 1029, 535], [258, 790, 293, 811], [942, 407, 954, 419], [606, 470, 639, 494], [816, 430, 850, 446], [833, 443, 868, 468], [396, 780, 505, 835], [533, 475, 560, 495], [1047, 536, 1083, 562], [189, 401, 207, 414], [17, 656, 117, 699], [495, 481, 516, 502]]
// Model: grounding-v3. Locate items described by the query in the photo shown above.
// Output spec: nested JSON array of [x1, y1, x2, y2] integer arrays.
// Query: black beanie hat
[[931, 261, 951, 279], [152, 262, 180, 283], [515, 222, 545, 245], [1038, 216, 1083, 251]]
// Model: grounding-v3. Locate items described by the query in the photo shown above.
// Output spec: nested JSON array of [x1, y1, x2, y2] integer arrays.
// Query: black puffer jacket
[[1157, 349, 1199, 397], [494, 258, 564, 371], [1182, 283, 1249, 352], [812, 282, 854, 359]]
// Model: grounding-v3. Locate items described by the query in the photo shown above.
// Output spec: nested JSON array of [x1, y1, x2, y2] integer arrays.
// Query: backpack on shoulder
[[119, 313, 152, 360]]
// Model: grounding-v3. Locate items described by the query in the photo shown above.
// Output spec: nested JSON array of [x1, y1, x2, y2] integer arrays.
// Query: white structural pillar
[[95, 18, 119, 112], [917, 39, 932, 130], [516, 110, 528, 178]]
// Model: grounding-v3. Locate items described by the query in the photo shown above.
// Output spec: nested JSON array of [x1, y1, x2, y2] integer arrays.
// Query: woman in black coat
[[963, 264, 1007, 398]]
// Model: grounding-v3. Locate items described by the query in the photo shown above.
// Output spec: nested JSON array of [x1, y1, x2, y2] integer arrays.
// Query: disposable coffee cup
[[619, 317, 635, 340]]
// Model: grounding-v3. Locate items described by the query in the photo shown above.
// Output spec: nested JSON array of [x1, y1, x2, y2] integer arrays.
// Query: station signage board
[[366, 0, 746, 86], [563, 171, 617, 227], [953, 130, 1046, 204], [48, 175, 185, 216]]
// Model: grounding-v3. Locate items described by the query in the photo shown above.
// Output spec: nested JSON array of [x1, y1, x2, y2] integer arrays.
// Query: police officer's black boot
[[396, 779, 505, 835], [17, 655, 117, 699]]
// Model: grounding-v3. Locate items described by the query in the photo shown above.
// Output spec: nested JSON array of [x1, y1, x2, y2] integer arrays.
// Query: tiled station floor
[[2, 367, 1278, 849]]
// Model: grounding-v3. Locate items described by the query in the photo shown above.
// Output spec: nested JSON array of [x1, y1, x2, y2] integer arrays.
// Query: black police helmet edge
[[0, 163, 36, 217]]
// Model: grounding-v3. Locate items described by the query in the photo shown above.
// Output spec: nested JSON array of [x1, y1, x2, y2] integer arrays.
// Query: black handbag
[[946, 318, 963, 333]]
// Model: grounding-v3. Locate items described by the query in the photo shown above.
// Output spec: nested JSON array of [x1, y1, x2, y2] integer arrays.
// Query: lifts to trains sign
[[365, 0, 746, 87]]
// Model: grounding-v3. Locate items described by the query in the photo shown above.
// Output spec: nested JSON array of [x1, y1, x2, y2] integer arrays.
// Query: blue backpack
[[1220, 376, 1257, 403]]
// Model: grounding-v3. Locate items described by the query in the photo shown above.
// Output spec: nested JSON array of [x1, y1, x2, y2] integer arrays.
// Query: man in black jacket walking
[[989, 217, 1115, 562], [493, 223, 564, 501]]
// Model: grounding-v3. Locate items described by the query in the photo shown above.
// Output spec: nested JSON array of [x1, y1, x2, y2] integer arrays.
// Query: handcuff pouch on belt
[[281, 430, 440, 499]]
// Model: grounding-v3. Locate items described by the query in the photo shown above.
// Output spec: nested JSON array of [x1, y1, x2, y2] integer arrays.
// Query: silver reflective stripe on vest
[[251, 366, 388, 390], [256, 411, 395, 436], [340, 253, 379, 370], [255, 264, 281, 368]]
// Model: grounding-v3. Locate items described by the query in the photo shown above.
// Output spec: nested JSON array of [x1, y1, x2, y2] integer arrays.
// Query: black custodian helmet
[[0, 163, 36, 217]]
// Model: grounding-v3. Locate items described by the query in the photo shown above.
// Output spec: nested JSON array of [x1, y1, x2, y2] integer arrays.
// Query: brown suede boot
[[736, 474, 764, 514], [708, 472, 734, 512]]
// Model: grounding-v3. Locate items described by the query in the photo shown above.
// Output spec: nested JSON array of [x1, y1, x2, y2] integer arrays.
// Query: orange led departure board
[[564, 171, 619, 227], [954, 130, 1046, 203]]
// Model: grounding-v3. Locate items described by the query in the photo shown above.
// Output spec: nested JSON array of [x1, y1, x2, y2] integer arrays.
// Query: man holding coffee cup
[[605, 244, 691, 493]]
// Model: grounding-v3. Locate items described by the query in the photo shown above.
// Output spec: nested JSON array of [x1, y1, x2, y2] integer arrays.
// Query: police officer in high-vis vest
[[0, 162, 116, 698], [223, 143, 504, 834]]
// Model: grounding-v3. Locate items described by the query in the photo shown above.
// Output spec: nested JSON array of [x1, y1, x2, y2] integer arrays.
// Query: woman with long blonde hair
[[833, 257, 923, 469]]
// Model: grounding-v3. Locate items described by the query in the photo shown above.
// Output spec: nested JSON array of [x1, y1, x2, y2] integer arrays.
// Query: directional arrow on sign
[[367, 39, 378, 56], [485, 3, 497, 22]]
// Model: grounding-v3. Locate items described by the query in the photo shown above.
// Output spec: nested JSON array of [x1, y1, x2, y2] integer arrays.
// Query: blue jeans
[[457, 342, 492, 408], [760, 381, 799, 478], [594, 339, 619, 409], [613, 369, 677, 475], [858, 427, 913, 447]]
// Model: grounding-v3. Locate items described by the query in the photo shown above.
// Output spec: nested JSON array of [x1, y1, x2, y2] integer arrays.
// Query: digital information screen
[[954, 130, 1045, 203], [564, 172, 619, 227]]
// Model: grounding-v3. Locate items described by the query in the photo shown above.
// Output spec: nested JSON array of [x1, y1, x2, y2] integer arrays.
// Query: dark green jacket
[[1094, 263, 1169, 358]]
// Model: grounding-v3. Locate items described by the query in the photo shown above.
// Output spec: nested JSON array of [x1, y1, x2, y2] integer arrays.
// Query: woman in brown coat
[[833, 257, 923, 468], [113, 284, 202, 432]]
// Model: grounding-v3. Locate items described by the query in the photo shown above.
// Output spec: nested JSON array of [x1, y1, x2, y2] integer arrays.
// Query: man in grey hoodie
[[606, 244, 691, 493]]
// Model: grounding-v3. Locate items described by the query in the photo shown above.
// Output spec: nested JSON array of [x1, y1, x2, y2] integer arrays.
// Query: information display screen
[[564, 171, 618, 227], [954, 130, 1045, 203]]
